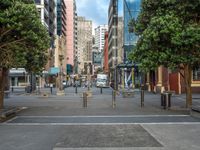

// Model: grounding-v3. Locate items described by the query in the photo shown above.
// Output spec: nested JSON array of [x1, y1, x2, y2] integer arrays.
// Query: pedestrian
[[127, 80, 131, 90]]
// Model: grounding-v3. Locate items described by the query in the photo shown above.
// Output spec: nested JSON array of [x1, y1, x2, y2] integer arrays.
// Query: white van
[[96, 74, 108, 87]]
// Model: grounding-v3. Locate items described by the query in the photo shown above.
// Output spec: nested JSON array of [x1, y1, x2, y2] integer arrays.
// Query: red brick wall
[[169, 73, 179, 94]]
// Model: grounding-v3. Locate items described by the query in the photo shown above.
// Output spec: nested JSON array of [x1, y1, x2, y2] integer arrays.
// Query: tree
[[0, 0, 50, 109], [129, 0, 200, 108]]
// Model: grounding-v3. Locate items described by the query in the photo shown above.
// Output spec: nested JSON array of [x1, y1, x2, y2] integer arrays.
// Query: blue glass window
[[123, 0, 141, 61]]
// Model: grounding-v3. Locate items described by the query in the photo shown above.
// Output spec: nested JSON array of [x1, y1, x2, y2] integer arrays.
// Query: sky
[[76, 0, 123, 33]]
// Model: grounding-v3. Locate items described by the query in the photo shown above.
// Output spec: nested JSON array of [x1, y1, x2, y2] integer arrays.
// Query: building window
[[193, 68, 200, 81], [35, 0, 41, 4]]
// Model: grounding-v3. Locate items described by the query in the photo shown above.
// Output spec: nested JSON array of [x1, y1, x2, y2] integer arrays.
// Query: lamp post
[[59, 55, 64, 91], [87, 62, 91, 91]]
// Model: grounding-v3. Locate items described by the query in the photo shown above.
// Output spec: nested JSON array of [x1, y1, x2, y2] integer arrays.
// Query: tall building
[[123, 0, 141, 62], [117, 16, 123, 64], [53, 0, 67, 88], [77, 17, 92, 74], [57, 0, 67, 36], [94, 25, 108, 53], [35, 0, 49, 30], [65, 0, 77, 74], [108, 0, 118, 69], [103, 31, 109, 74], [35, 0, 56, 68]]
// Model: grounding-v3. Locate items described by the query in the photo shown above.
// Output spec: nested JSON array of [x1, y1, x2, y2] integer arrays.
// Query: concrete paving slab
[[5, 115, 200, 124], [142, 124, 200, 150], [54, 125, 162, 148]]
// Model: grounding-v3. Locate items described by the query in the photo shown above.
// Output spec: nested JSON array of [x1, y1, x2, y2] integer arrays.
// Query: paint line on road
[[16, 115, 190, 118], [53, 147, 165, 150], [2, 122, 200, 126], [4, 116, 18, 123]]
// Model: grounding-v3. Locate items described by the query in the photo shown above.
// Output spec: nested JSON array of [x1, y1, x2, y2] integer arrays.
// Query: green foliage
[[0, 0, 50, 73], [129, 0, 200, 72]]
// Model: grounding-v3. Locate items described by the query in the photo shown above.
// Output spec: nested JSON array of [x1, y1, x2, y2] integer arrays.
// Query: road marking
[[53, 147, 165, 150], [1, 122, 200, 126], [4, 116, 17, 123], [15, 115, 190, 118]]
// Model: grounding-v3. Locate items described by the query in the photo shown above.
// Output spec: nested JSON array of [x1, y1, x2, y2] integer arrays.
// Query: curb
[[190, 106, 200, 119], [0, 107, 26, 122]]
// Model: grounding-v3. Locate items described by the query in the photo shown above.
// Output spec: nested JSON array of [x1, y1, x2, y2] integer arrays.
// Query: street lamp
[[59, 54, 64, 91], [112, 57, 118, 91]]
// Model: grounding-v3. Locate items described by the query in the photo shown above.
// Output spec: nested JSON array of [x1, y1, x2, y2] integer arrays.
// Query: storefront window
[[193, 68, 200, 81]]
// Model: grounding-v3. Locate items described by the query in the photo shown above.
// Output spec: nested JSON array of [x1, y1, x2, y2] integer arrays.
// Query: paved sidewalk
[[5, 87, 197, 116], [1, 87, 200, 150]]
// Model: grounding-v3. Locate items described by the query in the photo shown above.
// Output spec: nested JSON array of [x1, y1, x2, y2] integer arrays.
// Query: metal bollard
[[50, 87, 53, 94], [112, 90, 116, 108], [141, 90, 144, 107], [100, 87, 102, 94], [75, 86, 78, 94], [83, 92, 87, 108]]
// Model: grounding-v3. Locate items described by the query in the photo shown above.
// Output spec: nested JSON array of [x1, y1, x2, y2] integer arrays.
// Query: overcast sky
[[76, 0, 123, 34]]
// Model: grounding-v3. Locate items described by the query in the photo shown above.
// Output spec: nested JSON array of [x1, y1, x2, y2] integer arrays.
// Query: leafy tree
[[0, 0, 50, 108], [129, 0, 200, 108]]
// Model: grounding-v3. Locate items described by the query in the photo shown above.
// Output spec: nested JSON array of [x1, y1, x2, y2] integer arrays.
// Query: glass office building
[[123, 0, 141, 62]]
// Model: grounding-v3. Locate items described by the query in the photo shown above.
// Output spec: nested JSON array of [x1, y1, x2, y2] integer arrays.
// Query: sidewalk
[[1, 87, 200, 150], [4, 87, 195, 117]]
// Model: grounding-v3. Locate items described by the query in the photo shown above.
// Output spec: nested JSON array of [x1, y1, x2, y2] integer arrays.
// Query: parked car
[[73, 80, 81, 87], [63, 81, 67, 88]]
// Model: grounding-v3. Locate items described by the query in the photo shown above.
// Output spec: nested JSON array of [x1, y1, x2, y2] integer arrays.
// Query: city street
[[1, 0, 200, 150], [0, 87, 200, 150]]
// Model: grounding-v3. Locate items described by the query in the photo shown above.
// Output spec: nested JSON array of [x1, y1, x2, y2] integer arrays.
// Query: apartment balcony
[[44, 8, 49, 17], [42, 21, 49, 29], [35, 0, 41, 4], [49, 12, 55, 21], [44, 0, 49, 5], [49, 0, 55, 8]]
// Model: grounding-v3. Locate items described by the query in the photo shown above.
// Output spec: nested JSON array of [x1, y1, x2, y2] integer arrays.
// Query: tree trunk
[[0, 68, 7, 109], [184, 64, 192, 108]]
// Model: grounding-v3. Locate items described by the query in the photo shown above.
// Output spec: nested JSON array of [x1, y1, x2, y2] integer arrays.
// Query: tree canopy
[[129, 0, 200, 71], [128, 0, 200, 107], [0, 0, 50, 72], [0, 0, 50, 108]]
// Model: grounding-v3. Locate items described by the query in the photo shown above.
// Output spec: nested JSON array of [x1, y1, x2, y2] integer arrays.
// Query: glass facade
[[57, 0, 62, 35], [123, 0, 141, 62]]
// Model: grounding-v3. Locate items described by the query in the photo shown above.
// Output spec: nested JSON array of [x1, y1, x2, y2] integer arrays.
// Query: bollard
[[83, 92, 87, 108], [12, 87, 14, 92], [50, 87, 53, 94], [75, 85, 78, 94], [141, 89, 144, 107], [100, 87, 102, 94], [112, 90, 116, 108], [161, 92, 171, 109]]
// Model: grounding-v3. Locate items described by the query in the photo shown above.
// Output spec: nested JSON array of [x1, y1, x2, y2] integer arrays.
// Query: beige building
[[54, 35, 66, 89], [117, 17, 124, 64], [77, 16, 92, 74]]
